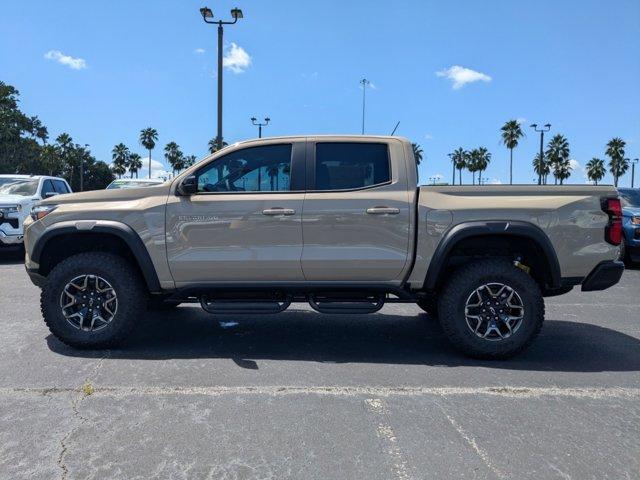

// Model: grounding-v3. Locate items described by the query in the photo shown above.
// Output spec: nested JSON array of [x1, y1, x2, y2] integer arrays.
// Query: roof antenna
[[390, 121, 400, 136]]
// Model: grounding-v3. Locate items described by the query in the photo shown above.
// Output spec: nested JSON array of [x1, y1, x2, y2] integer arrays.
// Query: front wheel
[[41, 252, 147, 349], [438, 259, 544, 359]]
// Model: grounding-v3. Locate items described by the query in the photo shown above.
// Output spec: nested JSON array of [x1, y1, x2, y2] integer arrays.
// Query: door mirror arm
[[177, 175, 198, 196]]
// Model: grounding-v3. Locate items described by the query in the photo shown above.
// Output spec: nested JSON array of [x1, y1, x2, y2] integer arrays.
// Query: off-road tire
[[41, 252, 147, 349], [438, 258, 544, 359]]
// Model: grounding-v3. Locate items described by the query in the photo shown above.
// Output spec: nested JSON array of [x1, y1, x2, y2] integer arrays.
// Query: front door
[[301, 140, 411, 282], [166, 141, 306, 285]]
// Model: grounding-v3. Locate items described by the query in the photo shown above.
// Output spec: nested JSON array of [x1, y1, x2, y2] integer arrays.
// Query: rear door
[[301, 139, 411, 282], [166, 140, 307, 284]]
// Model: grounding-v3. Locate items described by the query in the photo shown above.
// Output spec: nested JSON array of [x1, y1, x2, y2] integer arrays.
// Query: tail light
[[601, 197, 622, 245]]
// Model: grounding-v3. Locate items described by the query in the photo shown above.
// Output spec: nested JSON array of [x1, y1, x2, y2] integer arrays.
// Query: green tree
[[40, 144, 62, 176], [605, 137, 628, 187], [532, 153, 550, 185], [449, 148, 467, 185], [128, 153, 143, 178], [139, 127, 158, 179], [183, 155, 197, 169], [500, 119, 524, 185], [472, 147, 491, 185], [546, 134, 570, 185], [111, 143, 130, 178], [412, 143, 423, 165], [208, 136, 229, 154], [164, 142, 183, 175], [586, 157, 606, 185]]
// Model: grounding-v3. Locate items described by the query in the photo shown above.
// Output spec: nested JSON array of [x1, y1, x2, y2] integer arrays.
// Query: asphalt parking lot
[[0, 247, 638, 480]]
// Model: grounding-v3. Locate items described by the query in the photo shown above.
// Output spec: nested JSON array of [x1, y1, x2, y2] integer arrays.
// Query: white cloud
[[194, 48, 206, 54], [44, 50, 87, 70], [516, 117, 527, 125], [436, 65, 491, 90], [489, 178, 503, 184], [111, 157, 173, 180], [223, 43, 251, 73], [424, 133, 434, 140]]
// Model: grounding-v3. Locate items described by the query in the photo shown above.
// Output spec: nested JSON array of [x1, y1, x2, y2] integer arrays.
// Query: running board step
[[308, 292, 384, 314], [200, 294, 291, 315]]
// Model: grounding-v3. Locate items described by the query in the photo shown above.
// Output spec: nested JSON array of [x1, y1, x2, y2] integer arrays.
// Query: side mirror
[[44, 191, 59, 198], [177, 175, 198, 196]]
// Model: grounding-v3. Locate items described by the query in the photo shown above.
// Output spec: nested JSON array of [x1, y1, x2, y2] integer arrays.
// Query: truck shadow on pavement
[[0, 248, 24, 265], [47, 306, 640, 373]]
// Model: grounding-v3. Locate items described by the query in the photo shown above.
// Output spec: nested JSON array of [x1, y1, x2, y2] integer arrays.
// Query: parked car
[[106, 178, 165, 189], [618, 188, 640, 264], [0, 175, 72, 247], [23, 136, 624, 358]]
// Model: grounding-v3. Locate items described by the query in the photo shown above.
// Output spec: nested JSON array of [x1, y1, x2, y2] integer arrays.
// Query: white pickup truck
[[0, 175, 72, 247]]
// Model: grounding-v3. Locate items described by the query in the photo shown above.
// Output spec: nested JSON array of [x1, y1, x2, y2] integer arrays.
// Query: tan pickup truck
[[23, 136, 624, 358]]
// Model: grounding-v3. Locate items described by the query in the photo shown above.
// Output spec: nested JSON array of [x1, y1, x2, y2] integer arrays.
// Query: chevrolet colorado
[[23, 136, 624, 358]]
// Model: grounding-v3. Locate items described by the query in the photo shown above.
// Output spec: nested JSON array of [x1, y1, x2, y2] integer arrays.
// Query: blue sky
[[1, 0, 639, 184]]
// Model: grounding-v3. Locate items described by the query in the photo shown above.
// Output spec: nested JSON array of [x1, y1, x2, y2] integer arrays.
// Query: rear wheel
[[438, 259, 544, 359], [41, 252, 147, 349]]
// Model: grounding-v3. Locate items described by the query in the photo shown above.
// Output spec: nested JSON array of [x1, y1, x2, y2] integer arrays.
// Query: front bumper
[[581, 260, 625, 292], [0, 231, 24, 245]]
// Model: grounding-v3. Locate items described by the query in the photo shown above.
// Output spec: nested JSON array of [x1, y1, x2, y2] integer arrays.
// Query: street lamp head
[[530, 123, 537, 129], [265, 117, 270, 123], [231, 8, 243, 19], [199, 7, 214, 19], [544, 123, 551, 129], [633, 158, 639, 164], [251, 117, 257, 122]]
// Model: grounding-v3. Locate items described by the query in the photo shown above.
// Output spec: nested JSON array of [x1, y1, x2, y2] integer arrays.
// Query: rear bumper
[[581, 260, 625, 292]]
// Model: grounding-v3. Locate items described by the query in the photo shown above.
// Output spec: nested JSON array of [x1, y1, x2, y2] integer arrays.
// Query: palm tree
[[412, 143, 423, 165], [164, 142, 183, 175], [139, 128, 158, 179], [128, 153, 143, 178], [586, 158, 606, 185], [605, 137, 628, 187], [532, 153, 550, 185], [208, 137, 229, 154], [545, 134, 570, 185], [183, 155, 197, 169], [267, 164, 280, 191], [111, 143, 130, 178], [449, 148, 467, 185], [467, 149, 480, 185], [475, 147, 491, 185], [500, 119, 524, 185]]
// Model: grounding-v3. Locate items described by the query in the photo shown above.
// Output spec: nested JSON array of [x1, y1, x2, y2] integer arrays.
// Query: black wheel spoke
[[465, 282, 524, 342], [60, 274, 118, 332]]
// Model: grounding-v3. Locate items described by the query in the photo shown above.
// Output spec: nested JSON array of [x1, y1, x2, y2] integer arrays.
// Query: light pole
[[530, 123, 551, 185], [251, 117, 270, 138], [360, 78, 370, 135], [199, 6, 244, 151], [632, 158, 639, 188], [479, 177, 490, 186]]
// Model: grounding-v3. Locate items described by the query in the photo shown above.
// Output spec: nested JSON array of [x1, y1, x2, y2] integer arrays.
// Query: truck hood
[[623, 206, 640, 217], [38, 182, 172, 206], [0, 194, 38, 206]]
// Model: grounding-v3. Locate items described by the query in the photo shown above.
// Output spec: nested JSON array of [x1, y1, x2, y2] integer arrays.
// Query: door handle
[[262, 208, 295, 216], [366, 206, 400, 215]]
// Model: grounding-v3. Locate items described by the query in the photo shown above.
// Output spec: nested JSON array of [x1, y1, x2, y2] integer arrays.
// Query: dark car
[[618, 188, 640, 264]]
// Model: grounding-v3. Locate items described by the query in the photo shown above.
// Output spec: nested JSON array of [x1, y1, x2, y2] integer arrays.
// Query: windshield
[[0, 178, 39, 196], [107, 180, 161, 189], [619, 189, 640, 208]]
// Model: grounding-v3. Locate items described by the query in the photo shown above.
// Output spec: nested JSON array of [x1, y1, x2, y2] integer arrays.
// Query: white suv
[[0, 175, 72, 246]]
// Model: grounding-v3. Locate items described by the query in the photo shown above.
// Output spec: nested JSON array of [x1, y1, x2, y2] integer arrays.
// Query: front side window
[[41, 180, 56, 197], [197, 144, 292, 193], [315, 143, 390, 191]]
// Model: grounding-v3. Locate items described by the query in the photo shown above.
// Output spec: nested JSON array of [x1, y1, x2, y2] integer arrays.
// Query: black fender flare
[[31, 220, 161, 292], [423, 220, 561, 290]]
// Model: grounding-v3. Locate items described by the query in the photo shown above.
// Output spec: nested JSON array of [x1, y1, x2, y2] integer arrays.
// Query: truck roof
[[233, 135, 411, 145]]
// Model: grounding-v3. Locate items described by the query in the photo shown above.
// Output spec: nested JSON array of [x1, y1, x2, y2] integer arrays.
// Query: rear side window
[[53, 180, 70, 194], [315, 143, 390, 191]]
